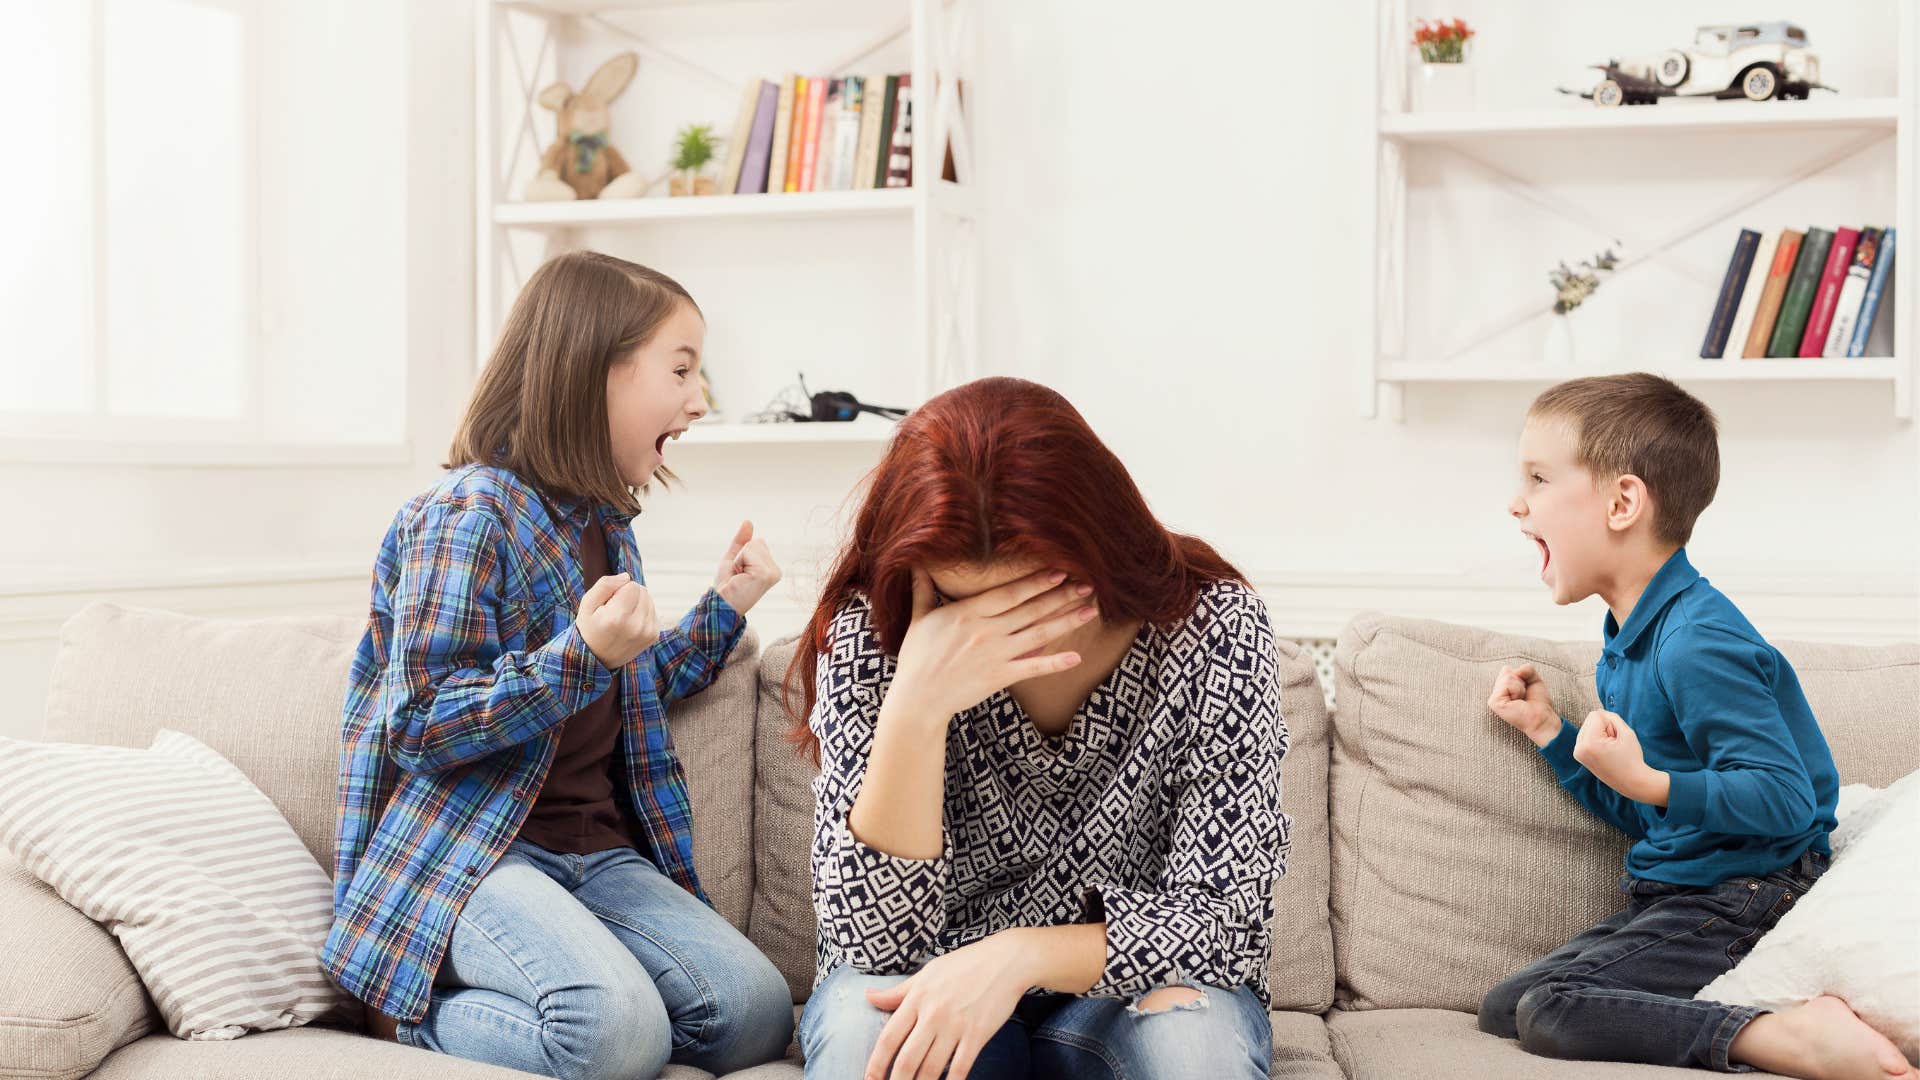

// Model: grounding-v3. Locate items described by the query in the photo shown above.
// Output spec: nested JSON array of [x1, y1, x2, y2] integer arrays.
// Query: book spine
[[1798, 226, 1859, 357], [736, 80, 780, 195], [835, 75, 865, 191], [784, 76, 810, 193], [812, 79, 841, 192], [766, 75, 796, 195], [799, 77, 827, 192], [1744, 229, 1803, 357], [885, 76, 913, 188], [853, 72, 886, 189], [1848, 228, 1895, 357], [1823, 228, 1879, 357], [1700, 229, 1760, 359], [1726, 229, 1778, 361], [872, 75, 900, 190], [1766, 227, 1832, 357], [719, 81, 760, 195], [941, 79, 964, 182]]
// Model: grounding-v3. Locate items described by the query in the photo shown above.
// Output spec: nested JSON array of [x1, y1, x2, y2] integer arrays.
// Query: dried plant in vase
[[1543, 244, 1622, 365], [669, 124, 720, 196], [1549, 245, 1621, 314]]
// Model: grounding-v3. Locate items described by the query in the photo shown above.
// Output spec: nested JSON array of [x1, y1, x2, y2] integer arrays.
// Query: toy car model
[[1568, 21, 1828, 106]]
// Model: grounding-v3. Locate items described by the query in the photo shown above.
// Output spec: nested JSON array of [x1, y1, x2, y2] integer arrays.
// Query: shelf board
[[1379, 97, 1900, 142], [498, 0, 886, 15], [675, 417, 902, 445], [494, 187, 916, 228], [1379, 357, 1902, 384]]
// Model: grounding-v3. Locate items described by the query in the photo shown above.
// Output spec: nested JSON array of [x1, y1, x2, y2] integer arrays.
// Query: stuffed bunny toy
[[524, 52, 648, 201]]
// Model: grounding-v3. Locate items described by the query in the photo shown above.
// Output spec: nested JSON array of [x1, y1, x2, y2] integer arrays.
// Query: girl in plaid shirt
[[325, 252, 792, 1079]]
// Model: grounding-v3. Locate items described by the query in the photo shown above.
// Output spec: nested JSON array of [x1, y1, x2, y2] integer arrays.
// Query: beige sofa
[[4, 603, 1913, 1079]]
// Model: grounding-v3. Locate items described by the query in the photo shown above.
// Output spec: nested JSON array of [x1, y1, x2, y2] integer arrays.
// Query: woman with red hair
[[790, 377, 1290, 1079]]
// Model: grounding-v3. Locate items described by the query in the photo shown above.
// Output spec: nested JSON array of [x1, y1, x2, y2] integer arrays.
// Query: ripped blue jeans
[[799, 962, 1271, 1079]]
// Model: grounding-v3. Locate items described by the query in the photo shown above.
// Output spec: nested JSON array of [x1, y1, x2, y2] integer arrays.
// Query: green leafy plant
[[672, 124, 719, 172], [1550, 245, 1621, 314]]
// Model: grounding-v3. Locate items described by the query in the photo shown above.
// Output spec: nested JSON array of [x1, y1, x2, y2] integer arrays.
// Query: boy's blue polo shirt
[[1539, 548, 1838, 885]]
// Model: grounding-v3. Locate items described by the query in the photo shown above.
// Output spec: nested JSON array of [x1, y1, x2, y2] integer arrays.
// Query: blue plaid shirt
[[323, 464, 743, 1021]]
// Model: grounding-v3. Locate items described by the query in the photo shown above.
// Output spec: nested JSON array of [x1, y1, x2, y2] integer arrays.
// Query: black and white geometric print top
[[808, 579, 1291, 1006]]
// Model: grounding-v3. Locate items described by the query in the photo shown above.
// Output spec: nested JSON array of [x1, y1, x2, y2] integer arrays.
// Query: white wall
[[1004, 2, 1918, 592], [4, 0, 1915, 741], [646, 1, 1920, 647]]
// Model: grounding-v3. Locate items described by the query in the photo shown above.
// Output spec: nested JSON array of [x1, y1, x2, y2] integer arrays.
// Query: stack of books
[[713, 74, 914, 197], [1701, 226, 1897, 359]]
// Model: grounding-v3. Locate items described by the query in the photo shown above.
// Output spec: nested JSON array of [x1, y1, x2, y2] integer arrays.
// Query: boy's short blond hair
[[1529, 373, 1720, 546]]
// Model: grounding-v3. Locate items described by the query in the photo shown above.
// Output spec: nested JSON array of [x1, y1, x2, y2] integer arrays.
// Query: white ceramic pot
[[1543, 314, 1576, 366], [1411, 61, 1475, 112]]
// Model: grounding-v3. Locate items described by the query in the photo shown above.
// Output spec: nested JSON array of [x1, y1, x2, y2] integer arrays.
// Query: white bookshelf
[[1367, 3, 1916, 422], [475, 0, 983, 445]]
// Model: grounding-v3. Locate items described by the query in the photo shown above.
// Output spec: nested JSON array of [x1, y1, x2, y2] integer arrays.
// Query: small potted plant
[[1410, 18, 1477, 111], [669, 123, 719, 196]]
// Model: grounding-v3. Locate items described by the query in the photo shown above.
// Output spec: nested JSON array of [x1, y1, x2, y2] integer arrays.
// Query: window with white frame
[[1, 0, 407, 449]]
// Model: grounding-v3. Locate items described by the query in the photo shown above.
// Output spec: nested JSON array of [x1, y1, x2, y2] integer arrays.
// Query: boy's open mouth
[[1529, 532, 1551, 576]]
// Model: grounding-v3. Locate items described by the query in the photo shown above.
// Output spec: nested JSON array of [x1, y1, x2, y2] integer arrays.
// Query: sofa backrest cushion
[[1329, 611, 1920, 1012], [44, 604, 362, 871], [748, 629, 1338, 1010], [41, 603, 762, 931]]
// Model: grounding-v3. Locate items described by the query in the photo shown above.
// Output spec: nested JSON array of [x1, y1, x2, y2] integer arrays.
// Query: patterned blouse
[[809, 579, 1290, 1005]]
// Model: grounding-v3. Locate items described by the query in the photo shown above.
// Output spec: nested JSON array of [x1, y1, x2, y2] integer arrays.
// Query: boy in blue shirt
[[1480, 374, 1913, 1080]]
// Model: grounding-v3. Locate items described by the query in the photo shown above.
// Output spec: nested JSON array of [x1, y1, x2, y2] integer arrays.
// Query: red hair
[[784, 377, 1246, 759]]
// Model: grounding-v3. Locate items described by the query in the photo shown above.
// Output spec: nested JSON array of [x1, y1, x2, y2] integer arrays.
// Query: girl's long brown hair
[[784, 376, 1246, 760], [447, 251, 699, 516]]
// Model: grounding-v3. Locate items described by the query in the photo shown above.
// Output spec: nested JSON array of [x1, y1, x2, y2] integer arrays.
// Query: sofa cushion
[[86, 1026, 538, 1079], [1325, 1007, 1795, 1079], [653, 625, 762, 931], [41, 603, 762, 932], [748, 637, 819, 1003], [43, 604, 361, 870], [79, 1008, 1329, 1080], [1698, 770, 1920, 1063], [0, 730, 351, 1039], [749, 629, 1337, 1012], [1268, 638, 1337, 1012], [1329, 613, 1920, 1013], [1265, 1010, 1345, 1079], [0, 847, 155, 1080]]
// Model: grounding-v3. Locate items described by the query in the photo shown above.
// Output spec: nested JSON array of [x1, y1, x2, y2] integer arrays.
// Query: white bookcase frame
[[1365, 1, 1916, 422], [474, 0, 983, 444]]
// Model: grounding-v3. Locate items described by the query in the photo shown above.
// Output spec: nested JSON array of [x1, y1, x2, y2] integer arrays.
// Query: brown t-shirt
[[515, 515, 643, 856]]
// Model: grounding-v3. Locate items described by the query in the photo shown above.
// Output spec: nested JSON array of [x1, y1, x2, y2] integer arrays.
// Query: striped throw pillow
[[0, 730, 351, 1040]]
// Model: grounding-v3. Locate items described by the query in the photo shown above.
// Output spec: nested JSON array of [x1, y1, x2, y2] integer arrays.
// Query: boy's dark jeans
[[1479, 850, 1829, 1072]]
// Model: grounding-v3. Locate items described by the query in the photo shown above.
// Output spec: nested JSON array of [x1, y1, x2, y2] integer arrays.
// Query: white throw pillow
[[1698, 772, 1920, 1063], [0, 730, 351, 1040]]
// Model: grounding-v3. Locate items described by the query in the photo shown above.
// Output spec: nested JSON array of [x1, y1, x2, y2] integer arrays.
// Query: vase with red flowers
[[1410, 18, 1476, 111]]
